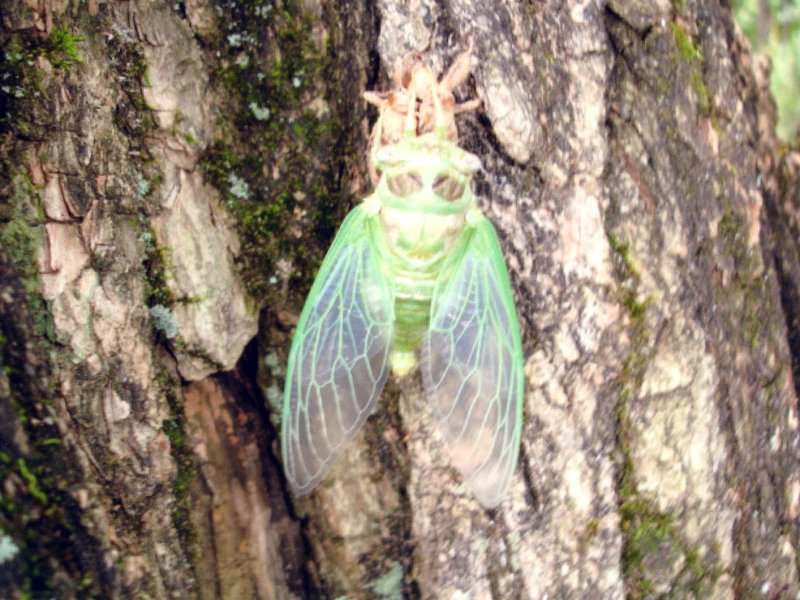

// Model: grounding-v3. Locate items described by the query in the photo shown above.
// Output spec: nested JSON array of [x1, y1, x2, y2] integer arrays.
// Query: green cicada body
[[282, 48, 524, 508]]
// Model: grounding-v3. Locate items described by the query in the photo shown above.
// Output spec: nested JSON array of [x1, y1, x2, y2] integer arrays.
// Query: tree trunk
[[1, 0, 799, 598]]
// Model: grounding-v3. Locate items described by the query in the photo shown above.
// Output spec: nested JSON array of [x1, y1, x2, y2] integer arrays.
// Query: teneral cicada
[[281, 44, 523, 508]]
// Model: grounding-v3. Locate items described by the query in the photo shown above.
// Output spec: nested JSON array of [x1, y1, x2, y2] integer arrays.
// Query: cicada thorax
[[374, 139, 476, 261]]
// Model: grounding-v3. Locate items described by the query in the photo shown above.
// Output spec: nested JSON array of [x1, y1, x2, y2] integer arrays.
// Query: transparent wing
[[422, 214, 524, 508], [282, 205, 394, 494]]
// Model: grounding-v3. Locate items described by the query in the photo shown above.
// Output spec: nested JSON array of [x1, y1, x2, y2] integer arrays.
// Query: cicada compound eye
[[387, 173, 423, 196], [432, 174, 466, 201]]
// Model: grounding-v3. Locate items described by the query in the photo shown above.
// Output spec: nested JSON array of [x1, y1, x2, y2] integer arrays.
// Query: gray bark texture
[[1, 0, 799, 598]]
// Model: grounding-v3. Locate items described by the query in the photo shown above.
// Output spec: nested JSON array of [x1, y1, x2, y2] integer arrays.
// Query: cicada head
[[369, 50, 483, 215], [373, 130, 482, 214]]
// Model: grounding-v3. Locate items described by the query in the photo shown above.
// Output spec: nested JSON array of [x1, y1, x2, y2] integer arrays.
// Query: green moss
[[616, 425, 722, 597], [0, 25, 84, 135], [670, 23, 702, 62], [0, 37, 39, 135], [15, 458, 48, 505], [620, 496, 673, 556], [607, 234, 640, 277], [201, 0, 355, 305], [171, 110, 198, 146], [716, 207, 772, 351], [42, 26, 83, 70], [106, 31, 157, 142], [607, 234, 653, 347], [160, 379, 198, 564], [718, 209, 757, 277], [135, 173, 180, 342], [608, 232, 723, 598], [577, 518, 602, 552], [0, 174, 52, 341], [620, 494, 722, 598], [656, 76, 669, 97], [139, 211, 188, 348], [140, 223, 176, 309], [607, 233, 658, 595], [690, 69, 713, 117], [129, 303, 197, 572], [670, 22, 714, 117], [0, 166, 101, 597], [684, 547, 723, 596], [105, 28, 181, 346]]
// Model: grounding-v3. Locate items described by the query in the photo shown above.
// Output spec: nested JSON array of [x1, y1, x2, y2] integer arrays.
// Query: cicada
[[281, 46, 524, 508]]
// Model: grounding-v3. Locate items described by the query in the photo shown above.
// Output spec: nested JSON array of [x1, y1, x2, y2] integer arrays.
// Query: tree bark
[[1, 0, 799, 598]]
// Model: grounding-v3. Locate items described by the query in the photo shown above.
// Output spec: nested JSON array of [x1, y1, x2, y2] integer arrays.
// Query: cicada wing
[[282, 205, 394, 494], [422, 214, 524, 508]]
